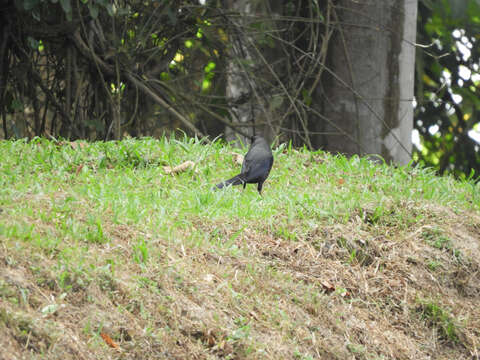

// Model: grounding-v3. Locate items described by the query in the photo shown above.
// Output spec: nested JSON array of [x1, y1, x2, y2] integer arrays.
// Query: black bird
[[214, 135, 274, 194]]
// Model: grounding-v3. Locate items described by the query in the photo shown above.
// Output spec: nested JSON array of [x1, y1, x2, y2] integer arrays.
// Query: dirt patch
[[1, 199, 480, 359]]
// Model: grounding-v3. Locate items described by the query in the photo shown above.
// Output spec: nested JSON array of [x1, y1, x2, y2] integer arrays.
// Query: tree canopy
[[415, 0, 480, 178]]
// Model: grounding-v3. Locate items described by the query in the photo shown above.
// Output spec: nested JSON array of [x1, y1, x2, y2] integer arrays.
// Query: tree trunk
[[225, 0, 257, 144], [315, 0, 417, 164]]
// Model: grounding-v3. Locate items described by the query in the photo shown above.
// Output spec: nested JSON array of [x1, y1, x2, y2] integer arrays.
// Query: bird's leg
[[257, 181, 263, 194]]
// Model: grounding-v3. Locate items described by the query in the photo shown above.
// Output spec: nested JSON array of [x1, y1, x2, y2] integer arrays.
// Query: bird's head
[[251, 135, 264, 143]]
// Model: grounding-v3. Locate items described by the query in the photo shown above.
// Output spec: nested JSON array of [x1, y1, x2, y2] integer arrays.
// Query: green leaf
[[467, 1, 480, 23], [32, 9, 41, 21], [106, 3, 114, 16], [88, 4, 99, 19], [450, 0, 468, 19], [59, 0, 71, 14], [269, 95, 284, 111], [302, 89, 312, 106], [167, 7, 177, 25], [22, 0, 40, 11], [420, 0, 434, 10], [27, 36, 39, 50]]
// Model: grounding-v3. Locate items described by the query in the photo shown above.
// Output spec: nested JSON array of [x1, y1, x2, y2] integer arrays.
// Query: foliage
[[1, 0, 214, 139], [415, 0, 480, 178], [0, 0, 329, 143], [417, 299, 459, 343]]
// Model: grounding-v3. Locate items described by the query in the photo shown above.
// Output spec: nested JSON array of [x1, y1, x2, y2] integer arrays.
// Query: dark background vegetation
[[0, 0, 479, 178], [415, 0, 480, 178]]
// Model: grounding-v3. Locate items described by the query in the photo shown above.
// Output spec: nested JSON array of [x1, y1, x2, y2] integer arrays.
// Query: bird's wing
[[241, 146, 261, 174], [242, 155, 273, 182], [241, 138, 273, 180]]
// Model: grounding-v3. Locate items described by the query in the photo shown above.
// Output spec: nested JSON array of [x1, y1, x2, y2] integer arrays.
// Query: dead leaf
[[100, 332, 119, 349], [69, 142, 82, 150], [163, 161, 195, 175], [337, 178, 345, 186], [321, 280, 335, 292], [387, 279, 402, 288], [75, 164, 84, 176], [231, 153, 244, 165], [206, 330, 216, 347], [314, 155, 326, 163], [203, 273, 216, 283]]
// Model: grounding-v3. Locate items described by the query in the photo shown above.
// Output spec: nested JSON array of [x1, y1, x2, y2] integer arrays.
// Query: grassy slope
[[0, 137, 479, 360]]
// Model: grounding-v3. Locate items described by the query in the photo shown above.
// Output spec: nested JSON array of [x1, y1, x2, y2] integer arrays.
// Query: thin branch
[[126, 72, 204, 136]]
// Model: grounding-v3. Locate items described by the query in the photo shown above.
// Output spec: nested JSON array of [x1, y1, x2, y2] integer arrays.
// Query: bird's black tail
[[214, 174, 244, 189]]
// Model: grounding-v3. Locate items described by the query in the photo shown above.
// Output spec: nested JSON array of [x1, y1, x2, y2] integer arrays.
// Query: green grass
[[417, 298, 460, 343], [0, 136, 479, 359]]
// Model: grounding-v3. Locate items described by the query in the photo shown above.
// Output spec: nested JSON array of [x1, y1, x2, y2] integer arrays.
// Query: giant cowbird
[[214, 136, 273, 194]]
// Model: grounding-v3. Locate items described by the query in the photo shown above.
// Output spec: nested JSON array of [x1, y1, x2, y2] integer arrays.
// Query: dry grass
[[0, 137, 479, 359]]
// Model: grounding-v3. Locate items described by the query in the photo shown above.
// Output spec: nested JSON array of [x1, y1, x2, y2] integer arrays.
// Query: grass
[[417, 299, 460, 344], [0, 135, 479, 359]]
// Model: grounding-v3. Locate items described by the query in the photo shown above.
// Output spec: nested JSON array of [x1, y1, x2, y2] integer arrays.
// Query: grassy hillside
[[1, 137, 479, 359]]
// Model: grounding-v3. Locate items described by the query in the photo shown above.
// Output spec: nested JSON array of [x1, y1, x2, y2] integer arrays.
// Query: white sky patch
[[459, 65, 471, 80], [456, 41, 471, 61], [442, 69, 452, 86], [468, 129, 480, 144], [446, 103, 456, 116], [198, 0, 206, 4], [429, 124, 439, 135], [412, 129, 422, 150], [451, 93, 463, 104]]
